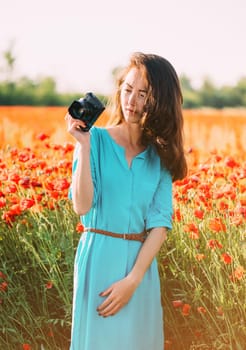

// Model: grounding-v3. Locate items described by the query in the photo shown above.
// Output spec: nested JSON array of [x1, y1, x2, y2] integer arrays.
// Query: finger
[[98, 300, 117, 316], [97, 295, 114, 312], [98, 300, 116, 315], [100, 303, 121, 317], [69, 120, 85, 132], [99, 286, 112, 298], [74, 120, 87, 128]]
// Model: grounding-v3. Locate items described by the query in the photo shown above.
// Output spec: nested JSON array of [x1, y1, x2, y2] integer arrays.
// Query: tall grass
[[159, 151, 246, 349], [0, 141, 80, 349], [1, 203, 79, 349]]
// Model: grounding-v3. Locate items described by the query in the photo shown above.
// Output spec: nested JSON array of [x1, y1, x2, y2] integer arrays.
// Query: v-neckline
[[103, 128, 149, 169]]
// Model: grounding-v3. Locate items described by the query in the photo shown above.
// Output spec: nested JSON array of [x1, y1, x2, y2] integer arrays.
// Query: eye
[[123, 87, 131, 94], [139, 92, 146, 98]]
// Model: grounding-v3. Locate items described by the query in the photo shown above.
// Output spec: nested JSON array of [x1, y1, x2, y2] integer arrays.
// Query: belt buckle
[[123, 233, 126, 240]]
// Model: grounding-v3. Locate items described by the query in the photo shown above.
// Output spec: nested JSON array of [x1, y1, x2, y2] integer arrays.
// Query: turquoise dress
[[69, 127, 173, 350]]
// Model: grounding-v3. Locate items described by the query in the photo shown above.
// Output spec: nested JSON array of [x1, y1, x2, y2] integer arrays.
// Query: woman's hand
[[97, 276, 139, 317], [65, 113, 90, 145]]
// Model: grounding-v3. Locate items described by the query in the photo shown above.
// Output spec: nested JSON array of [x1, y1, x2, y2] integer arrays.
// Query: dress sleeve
[[68, 127, 100, 207], [145, 166, 173, 231]]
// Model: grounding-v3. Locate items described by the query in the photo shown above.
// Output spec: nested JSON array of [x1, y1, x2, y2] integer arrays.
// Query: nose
[[128, 91, 136, 106]]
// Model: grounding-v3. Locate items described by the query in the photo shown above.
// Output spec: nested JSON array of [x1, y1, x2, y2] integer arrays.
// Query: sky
[[0, 0, 246, 95]]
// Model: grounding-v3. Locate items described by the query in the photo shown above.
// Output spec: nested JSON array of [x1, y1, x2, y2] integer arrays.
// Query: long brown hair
[[108, 52, 187, 181]]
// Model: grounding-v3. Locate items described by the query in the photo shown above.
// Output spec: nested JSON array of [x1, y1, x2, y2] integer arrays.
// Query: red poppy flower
[[221, 253, 233, 264], [36, 132, 49, 141], [44, 180, 54, 191], [62, 142, 74, 153], [54, 178, 70, 191], [182, 303, 191, 316], [52, 144, 62, 151], [195, 254, 205, 261], [2, 211, 15, 225], [76, 222, 84, 233], [20, 198, 35, 210], [172, 300, 183, 308], [194, 209, 204, 219], [213, 191, 224, 200], [230, 266, 244, 281], [45, 281, 53, 289], [19, 177, 31, 189], [208, 218, 226, 233], [225, 157, 238, 168], [5, 183, 17, 194], [47, 327, 54, 337], [184, 223, 199, 234], [9, 173, 20, 184], [0, 198, 6, 209], [50, 191, 60, 199], [8, 204, 22, 216], [10, 147, 18, 157], [0, 281, 8, 292], [184, 223, 200, 239], [197, 306, 206, 314], [173, 208, 182, 222], [22, 344, 31, 350], [198, 194, 208, 205], [9, 196, 19, 204], [18, 152, 30, 163], [207, 239, 223, 250], [30, 178, 42, 187], [58, 160, 73, 169], [0, 271, 7, 280], [217, 200, 229, 210], [33, 194, 43, 202]]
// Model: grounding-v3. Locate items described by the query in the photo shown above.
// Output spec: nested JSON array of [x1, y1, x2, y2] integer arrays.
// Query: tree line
[[180, 74, 246, 108], [0, 45, 245, 108]]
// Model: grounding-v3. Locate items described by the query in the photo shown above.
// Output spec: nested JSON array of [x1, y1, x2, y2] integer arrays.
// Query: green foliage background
[[0, 45, 246, 108]]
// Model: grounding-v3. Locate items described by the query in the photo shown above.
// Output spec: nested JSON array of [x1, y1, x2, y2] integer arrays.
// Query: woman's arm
[[128, 227, 167, 284], [97, 227, 167, 317], [71, 144, 94, 215], [66, 113, 94, 215]]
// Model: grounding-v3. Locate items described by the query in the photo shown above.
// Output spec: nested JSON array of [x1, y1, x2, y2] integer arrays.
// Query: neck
[[119, 122, 143, 148]]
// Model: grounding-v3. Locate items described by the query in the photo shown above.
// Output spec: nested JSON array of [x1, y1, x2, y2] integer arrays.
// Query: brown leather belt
[[84, 228, 147, 243]]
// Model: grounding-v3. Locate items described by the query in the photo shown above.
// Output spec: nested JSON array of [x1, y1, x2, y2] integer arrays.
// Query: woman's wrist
[[77, 138, 91, 152], [126, 271, 143, 288]]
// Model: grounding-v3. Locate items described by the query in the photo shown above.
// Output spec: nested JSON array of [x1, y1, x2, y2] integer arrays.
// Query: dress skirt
[[70, 231, 164, 350]]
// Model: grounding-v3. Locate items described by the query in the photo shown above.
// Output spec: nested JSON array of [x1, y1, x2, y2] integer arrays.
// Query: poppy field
[[0, 107, 246, 349]]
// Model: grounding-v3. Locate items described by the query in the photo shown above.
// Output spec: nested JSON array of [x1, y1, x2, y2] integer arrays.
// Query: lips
[[126, 107, 135, 113]]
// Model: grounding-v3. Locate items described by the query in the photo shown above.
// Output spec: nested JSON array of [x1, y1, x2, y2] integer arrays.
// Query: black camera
[[68, 92, 105, 132]]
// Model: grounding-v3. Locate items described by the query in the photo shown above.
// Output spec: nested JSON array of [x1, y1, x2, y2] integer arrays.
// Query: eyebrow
[[125, 82, 148, 93]]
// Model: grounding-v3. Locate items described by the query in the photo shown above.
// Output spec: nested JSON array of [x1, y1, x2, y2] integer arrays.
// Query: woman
[[66, 52, 187, 350]]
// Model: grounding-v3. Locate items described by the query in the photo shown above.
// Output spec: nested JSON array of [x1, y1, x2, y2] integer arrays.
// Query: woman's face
[[120, 67, 148, 125]]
